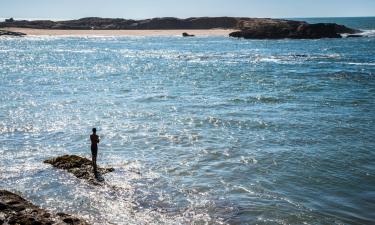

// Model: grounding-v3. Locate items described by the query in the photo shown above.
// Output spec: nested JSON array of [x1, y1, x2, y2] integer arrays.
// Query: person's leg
[[91, 147, 97, 174], [93, 154, 97, 174], [93, 148, 98, 176]]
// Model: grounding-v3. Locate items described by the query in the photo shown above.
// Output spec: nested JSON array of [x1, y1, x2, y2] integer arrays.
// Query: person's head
[[92, 128, 97, 134]]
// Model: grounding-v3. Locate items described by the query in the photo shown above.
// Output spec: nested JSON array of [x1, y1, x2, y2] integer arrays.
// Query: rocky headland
[[0, 17, 360, 39], [0, 190, 89, 225]]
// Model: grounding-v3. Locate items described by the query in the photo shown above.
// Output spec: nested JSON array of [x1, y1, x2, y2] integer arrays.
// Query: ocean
[[0, 17, 374, 224]]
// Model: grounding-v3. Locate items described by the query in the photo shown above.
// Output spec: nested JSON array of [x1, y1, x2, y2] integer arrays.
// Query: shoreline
[[2, 27, 237, 36]]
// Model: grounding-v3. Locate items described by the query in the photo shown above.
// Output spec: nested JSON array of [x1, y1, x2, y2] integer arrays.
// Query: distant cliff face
[[0, 17, 359, 39]]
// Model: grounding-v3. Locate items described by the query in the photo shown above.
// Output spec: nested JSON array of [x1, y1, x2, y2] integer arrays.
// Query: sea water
[[1, 17, 374, 224]]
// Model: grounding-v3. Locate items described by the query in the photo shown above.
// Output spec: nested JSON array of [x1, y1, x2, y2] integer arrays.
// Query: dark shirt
[[90, 134, 100, 149]]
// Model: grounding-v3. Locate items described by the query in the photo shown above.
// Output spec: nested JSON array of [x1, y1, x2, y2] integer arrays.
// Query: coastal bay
[[1, 16, 374, 224]]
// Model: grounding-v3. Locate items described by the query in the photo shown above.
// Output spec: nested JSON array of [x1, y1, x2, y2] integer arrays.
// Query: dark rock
[[229, 19, 359, 39], [1, 19, 56, 29], [182, 32, 195, 37], [0, 190, 89, 225], [0, 16, 357, 33], [0, 17, 240, 30], [333, 24, 360, 34], [347, 34, 363, 38], [44, 155, 114, 185], [0, 29, 26, 36], [5, 18, 14, 23], [292, 23, 342, 39]]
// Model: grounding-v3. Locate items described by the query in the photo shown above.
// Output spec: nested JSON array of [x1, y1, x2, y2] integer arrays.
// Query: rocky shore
[[0, 17, 360, 39], [0, 190, 89, 225], [0, 155, 115, 224]]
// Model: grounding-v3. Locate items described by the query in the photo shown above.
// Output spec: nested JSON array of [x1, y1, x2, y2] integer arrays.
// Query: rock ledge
[[44, 155, 114, 185]]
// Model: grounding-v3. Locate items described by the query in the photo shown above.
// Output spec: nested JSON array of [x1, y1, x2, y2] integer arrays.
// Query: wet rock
[[0, 29, 26, 36], [182, 32, 195, 37], [0, 190, 89, 225], [347, 34, 363, 38], [44, 155, 114, 185]]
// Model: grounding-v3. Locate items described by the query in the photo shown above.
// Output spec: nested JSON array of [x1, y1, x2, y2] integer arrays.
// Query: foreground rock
[[229, 18, 359, 39], [44, 155, 114, 185], [0, 190, 89, 225], [0, 29, 26, 36]]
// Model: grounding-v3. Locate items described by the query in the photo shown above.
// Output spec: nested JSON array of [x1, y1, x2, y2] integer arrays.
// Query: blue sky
[[1, 0, 374, 20]]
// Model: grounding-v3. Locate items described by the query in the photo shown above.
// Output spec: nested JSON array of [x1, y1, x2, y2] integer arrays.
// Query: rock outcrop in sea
[[0, 190, 89, 225], [182, 32, 195, 37], [0, 29, 26, 36], [0, 17, 360, 39], [44, 155, 114, 185], [229, 18, 359, 39]]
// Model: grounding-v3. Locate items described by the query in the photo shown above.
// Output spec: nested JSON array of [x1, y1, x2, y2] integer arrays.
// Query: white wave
[[54, 49, 96, 53], [253, 53, 341, 64], [342, 29, 375, 38], [359, 29, 375, 37], [347, 62, 375, 66]]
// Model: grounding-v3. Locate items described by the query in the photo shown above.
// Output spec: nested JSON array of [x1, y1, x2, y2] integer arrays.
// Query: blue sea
[[1, 17, 374, 224]]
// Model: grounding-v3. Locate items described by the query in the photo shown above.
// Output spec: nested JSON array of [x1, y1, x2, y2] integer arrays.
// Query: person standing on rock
[[90, 128, 100, 175]]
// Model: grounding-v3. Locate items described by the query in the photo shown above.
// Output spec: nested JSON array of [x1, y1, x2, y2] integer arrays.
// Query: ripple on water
[[1, 33, 375, 224]]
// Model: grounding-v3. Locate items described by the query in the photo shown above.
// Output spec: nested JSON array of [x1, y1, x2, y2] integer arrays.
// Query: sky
[[1, 0, 374, 20]]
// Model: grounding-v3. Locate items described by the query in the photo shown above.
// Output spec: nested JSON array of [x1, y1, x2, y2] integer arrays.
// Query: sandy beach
[[3, 27, 237, 36]]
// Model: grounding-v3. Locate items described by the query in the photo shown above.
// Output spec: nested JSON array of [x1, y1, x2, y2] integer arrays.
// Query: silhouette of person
[[90, 128, 100, 175]]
